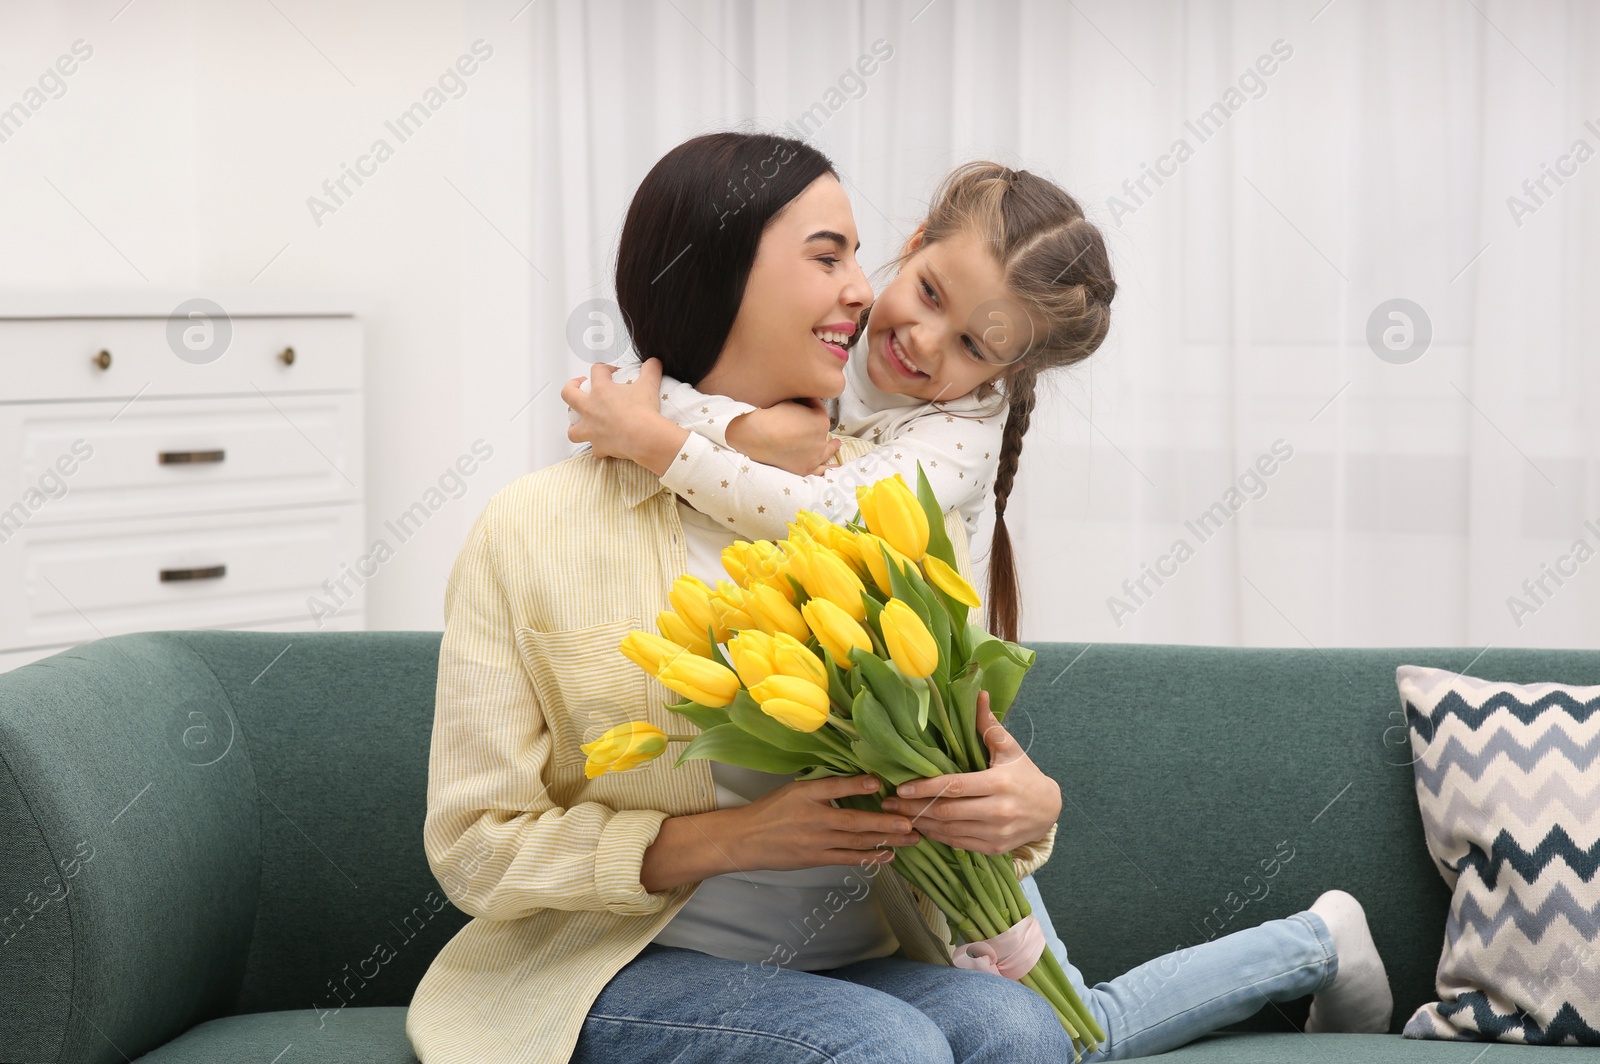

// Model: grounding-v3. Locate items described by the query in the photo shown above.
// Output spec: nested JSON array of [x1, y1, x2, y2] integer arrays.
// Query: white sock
[[1304, 889, 1393, 1034]]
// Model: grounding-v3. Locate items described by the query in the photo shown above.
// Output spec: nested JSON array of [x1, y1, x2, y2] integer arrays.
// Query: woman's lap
[[572, 942, 1073, 1064]]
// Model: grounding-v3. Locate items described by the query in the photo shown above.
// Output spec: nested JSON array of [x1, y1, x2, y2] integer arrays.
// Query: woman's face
[[702, 175, 871, 406], [863, 226, 1037, 403]]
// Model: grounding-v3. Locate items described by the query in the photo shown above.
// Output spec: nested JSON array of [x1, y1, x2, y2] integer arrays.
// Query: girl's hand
[[727, 773, 921, 870], [878, 691, 1061, 855], [563, 358, 668, 461], [725, 398, 843, 477]]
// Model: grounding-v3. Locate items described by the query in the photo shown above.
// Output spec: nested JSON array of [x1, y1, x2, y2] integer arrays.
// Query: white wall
[[4, 0, 1596, 651], [0, 0, 539, 633]]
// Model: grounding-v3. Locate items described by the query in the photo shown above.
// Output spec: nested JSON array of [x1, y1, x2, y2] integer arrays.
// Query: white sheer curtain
[[530, 0, 1600, 649]]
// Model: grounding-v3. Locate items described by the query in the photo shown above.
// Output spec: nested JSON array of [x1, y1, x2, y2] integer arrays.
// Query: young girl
[[564, 160, 1394, 1058], [569, 161, 1104, 643]]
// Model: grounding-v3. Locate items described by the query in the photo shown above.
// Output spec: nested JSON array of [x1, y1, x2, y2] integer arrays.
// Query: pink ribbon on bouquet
[[950, 913, 1047, 980]]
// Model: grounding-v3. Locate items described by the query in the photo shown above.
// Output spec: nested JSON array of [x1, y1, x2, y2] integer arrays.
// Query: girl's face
[[704, 175, 872, 406], [863, 226, 1038, 403]]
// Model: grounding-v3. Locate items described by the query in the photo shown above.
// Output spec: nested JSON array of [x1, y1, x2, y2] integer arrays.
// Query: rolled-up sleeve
[[423, 498, 678, 921]]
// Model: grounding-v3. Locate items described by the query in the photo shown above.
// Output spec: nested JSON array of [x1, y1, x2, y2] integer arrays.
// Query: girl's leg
[[572, 942, 957, 1064], [1019, 874, 1338, 1060], [824, 953, 1075, 1063]]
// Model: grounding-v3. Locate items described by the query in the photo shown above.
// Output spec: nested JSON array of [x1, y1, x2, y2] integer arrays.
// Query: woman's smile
[[813, 320, 856, 363]]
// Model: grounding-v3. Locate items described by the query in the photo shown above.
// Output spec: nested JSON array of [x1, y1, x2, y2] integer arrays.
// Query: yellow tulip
[[657, 651, 741, 707], [580, 721, 668, 779], [728, 629, 777, 689], [771, 632, 828, 690], [745, 582, 812, 643], [857, 474, 929, 562], [858, 532, 913, 596], [796, 542, 868, 620], [721, 543, 751, 586], [668, 575, 717, 641], [793, 510, 833, 541], [748, 540, 785, 581], [801, 597, 873, 668], [748, 674, 831, 732], [656, 611, 713, 658], [880, 598, 939, 679], [922, 554, 982, 608], [822, 523, 868, 575], [708, 582, 757, 640], [620, 630, 690, 674]]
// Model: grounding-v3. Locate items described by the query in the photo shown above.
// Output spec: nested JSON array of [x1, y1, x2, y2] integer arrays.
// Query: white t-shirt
[[648, 498, 900, 970]]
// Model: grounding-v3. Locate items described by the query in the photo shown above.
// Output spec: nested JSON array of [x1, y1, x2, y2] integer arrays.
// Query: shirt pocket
[[514, 616, 648, 770]]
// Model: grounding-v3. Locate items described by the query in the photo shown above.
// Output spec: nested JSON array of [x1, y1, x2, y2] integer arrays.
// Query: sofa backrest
[[5, 630, 1598, 1058], [1021, 641, 1600, 1035], [0, 630, 464, 1063]]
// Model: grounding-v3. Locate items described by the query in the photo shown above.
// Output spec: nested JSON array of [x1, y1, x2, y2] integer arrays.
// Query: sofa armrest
[[0, 633, 259, 1063]]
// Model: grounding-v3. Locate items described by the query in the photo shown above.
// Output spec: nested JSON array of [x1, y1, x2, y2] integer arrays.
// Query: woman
[[406, 132, 1072, 1064]]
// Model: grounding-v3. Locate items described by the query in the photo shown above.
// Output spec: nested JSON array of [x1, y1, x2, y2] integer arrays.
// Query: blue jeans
[[1020, 875, 1339, 1059], [573, 878, 1338, 1062], [573, 940, 1074, 1063]]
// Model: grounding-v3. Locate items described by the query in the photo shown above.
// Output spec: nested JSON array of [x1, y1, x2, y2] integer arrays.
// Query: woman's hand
[[641, 774, 920, 892], [878, 691, 1061, 855], [728, 773, 921, 870], [563, 358, 689, 477], [724, 398, 843, 477]]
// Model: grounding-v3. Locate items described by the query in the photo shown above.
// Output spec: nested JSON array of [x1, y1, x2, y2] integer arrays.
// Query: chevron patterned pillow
[[1400, 664, 1600, 1044]]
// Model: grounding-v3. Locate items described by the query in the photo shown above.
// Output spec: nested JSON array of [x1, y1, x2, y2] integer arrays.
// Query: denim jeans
[[572, 878, 1338, 1062], [572, 940, 1074, 1063], [1020, 874, 1339, 1059]]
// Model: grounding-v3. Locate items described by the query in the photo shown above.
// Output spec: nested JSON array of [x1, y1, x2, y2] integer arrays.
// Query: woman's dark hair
[[615, 132, 838, 386]]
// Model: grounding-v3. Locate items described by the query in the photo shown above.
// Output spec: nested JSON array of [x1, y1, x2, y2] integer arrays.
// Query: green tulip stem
[[986, 854, 1030, 922], [1020, 970, 1085, 1048], [867, 625, 890, 660], [903, 840, 965, 902], [972, 854, 1015, 923], [826, 713, 859, 738], [1034, 944, 1106, 1049], [889, 846, 964, 917], [808, 724, 854, 760], [953, 849, 1010, 934]]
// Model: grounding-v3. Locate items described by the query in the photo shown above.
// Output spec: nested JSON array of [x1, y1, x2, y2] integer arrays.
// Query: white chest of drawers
[[0, 292, 366, 672]]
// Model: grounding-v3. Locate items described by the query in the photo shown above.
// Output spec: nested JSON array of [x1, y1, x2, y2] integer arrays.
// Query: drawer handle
[[92, 349, 112, 370], [160, 564, 226, 583], [159, 449, 226, 465], [277, 346, 295, 366]]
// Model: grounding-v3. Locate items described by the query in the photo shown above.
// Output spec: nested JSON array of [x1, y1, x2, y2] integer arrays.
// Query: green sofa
[[3, 630, 1598, 1062]]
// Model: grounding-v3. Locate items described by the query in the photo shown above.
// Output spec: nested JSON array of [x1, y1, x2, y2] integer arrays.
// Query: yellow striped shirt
[[406, 435, 1056, 1064]]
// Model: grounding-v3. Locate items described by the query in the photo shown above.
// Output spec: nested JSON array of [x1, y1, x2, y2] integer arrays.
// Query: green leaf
[[971, 637, 1037, 722], [849, 648, 923, 740], [820, 646, 853, 714], [706, 625, 733, 673], [949, 663, 987, 770], [795, 763, 856, 781], [925, 582, 970, 657], [666, 698, 731, 732], [849, 739, 919, 786], [861, 592, 885, 640], [914, 460, 958, 571], [675, 724, 822, 774], [851, 686, 940, 778]]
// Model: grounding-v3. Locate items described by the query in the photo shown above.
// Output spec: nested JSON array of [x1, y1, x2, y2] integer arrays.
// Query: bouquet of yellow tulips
[[594, 463, 1105, 1060]]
